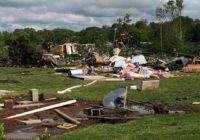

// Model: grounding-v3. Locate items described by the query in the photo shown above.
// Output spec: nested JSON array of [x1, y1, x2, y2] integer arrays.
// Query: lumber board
[[13, 103, 45, 109], [55, 109, 80, 125], [182, 64, 200, 73], [5, 100, 76, 119], [19, 119, 42, 125]]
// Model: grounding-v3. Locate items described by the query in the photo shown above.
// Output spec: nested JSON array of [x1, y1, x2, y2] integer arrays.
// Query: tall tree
[[156, 7, 166, 57], [164, 0, 184, 40], [7, 29, 39, 65], [112, 14, 133, 45], [164, 0, 177, 20], [193, 23, 200, 42], [176, 0, 184, 40]]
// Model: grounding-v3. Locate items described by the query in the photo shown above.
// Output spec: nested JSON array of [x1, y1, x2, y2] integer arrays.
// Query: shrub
[[0, 124, 5, 140], [34, 128, 52, 140]]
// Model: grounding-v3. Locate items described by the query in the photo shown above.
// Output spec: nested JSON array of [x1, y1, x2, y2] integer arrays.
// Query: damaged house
[[59, 43, 78, 57]]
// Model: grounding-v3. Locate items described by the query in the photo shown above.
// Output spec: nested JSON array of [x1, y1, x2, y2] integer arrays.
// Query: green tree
[[164, 0, 184, 40], [7, 29, 39, 65], [156, 0, 185, 54], [135, 19, 148, 29], [164, 0, 177, 20], [180, 16, 194, 41], [193, 23, 200, 42], [112, 14, 140, 47]]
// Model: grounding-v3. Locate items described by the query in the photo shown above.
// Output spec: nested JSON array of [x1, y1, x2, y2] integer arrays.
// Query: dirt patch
[[174, 106, 200, 113], [0, 96, 101, 138], [0, 96, 194, 139], [0, 80, 20, 84]]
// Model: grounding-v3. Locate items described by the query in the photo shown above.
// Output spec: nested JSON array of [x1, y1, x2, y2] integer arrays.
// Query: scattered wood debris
[[182, 64, 200, 73], [57, 123, 77, 130]]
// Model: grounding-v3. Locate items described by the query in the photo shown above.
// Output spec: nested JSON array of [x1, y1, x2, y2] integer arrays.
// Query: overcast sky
[[0, 0, 199, 31]]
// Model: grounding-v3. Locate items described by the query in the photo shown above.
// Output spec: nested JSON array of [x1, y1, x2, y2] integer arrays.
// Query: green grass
[[0, 67, 200, 109], [128, 73, 200, 109], [56, 114, 200, 140], [0, 67, 200, 139]]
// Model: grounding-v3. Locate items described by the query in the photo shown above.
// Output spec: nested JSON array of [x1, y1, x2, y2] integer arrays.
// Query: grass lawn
[[57, 114, 200, 140], [0, 67, 200, 139]]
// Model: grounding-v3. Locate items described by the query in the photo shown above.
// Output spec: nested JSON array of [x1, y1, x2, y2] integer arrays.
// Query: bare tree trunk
[[160, 24, 163, 58], [179, 16, 182, 40]]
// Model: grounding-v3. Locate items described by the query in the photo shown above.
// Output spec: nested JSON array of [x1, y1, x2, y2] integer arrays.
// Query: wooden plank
[[13, 103, 45, 109], [79, 116, 143, 120], [45, 98, 57, 101], [57, 123, 77, 129], [41, 94, 57, 101], [16, 101, 33, 104], [54, 109, 80, 125], [0, 103, 4, 107], [18, 119, 42, 125], [5, 100, 76, 119], [183, 64, 200, 73], [192, 102, 200, 105]]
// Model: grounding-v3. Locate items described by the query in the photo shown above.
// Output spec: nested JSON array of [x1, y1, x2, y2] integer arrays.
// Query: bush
[[0, 46, 9, 65], [34, 128, 52, 140], [0, 124, 5, 140]]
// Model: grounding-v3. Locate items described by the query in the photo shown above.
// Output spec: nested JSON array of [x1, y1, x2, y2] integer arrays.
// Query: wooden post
[[4, 99, 14, 110], [29, 89, 39, 102], [123, 87, 128, 109], [54, 109, 80, 125]]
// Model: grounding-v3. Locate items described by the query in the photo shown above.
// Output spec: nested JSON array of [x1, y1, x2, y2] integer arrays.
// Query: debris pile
[[55, 52, 187, 81], [62, 50, 200, 81]]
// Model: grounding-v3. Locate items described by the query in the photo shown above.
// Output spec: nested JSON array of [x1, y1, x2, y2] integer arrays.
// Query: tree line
[[0, 0, 200, 66]]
